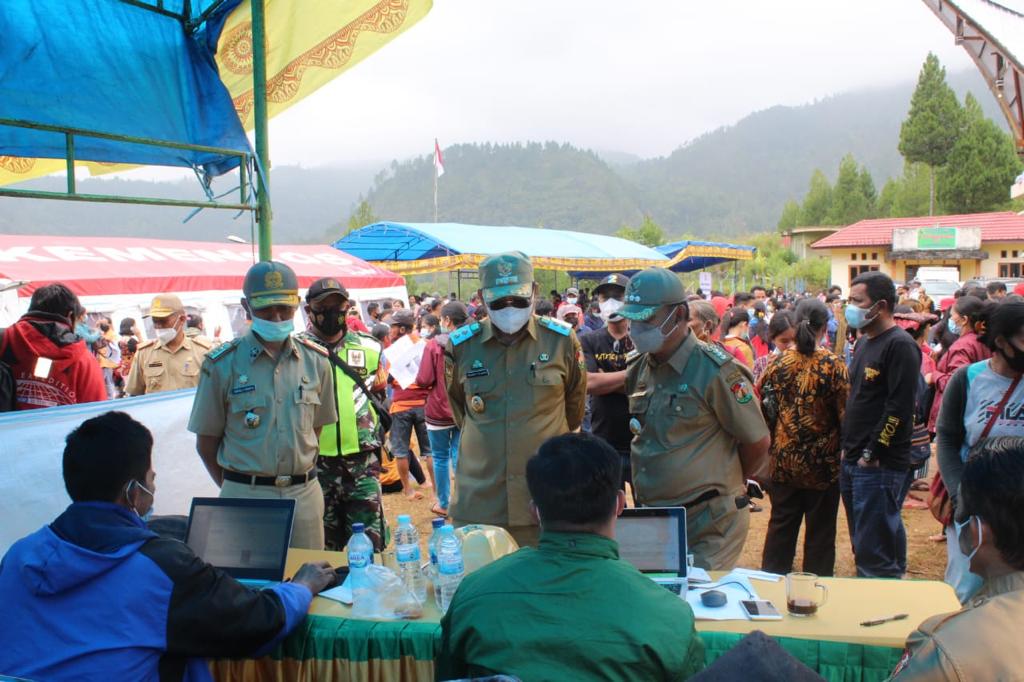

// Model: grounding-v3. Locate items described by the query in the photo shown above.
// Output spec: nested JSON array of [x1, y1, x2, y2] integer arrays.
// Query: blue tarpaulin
[[0, 0, 249, 176]]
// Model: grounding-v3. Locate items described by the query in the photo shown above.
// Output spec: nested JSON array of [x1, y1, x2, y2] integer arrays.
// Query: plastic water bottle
[[395, 514, 426, 603], [346, 522, 374, 611], [427, 518, 446, 607], [435, 525, 465, 613]]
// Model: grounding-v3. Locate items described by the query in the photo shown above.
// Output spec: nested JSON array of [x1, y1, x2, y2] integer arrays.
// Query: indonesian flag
[[434, 138, 445, 177]]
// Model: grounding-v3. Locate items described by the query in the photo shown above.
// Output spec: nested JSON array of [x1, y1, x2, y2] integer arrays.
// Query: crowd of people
[[0, 254, 1022, 680]]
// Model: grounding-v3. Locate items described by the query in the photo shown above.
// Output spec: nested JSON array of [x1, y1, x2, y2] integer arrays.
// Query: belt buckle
[[274, 475, 291, 488]]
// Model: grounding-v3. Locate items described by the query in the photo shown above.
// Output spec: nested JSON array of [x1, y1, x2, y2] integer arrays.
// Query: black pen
[[860, 613, 908, 627]]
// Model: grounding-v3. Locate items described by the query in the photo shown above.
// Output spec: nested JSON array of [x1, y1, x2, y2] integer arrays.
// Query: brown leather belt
[[223, 468, 317, 488]]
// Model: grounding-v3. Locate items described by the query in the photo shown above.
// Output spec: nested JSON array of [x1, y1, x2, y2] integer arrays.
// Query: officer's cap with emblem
[[479, 251, 534, 304], [618, 267, 686, 321], [149, 294, 184, 319], [243, 261, 301, 310], [305, 277, 349, 304]]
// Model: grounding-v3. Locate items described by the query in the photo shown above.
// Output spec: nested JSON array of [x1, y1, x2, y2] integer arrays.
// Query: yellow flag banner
[[0, 0, 432, 186]]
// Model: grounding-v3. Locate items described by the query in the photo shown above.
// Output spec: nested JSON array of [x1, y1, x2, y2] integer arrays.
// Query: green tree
[[798, 169, 832, 226], [938, 93, 1023, 213], [827, 154, 875, 225], [898, 53, 963, 215], [347, 198, 377, 234], [615, 215, 666, 247], [776, 199, 800, 233], [890, 163, 932, 217]]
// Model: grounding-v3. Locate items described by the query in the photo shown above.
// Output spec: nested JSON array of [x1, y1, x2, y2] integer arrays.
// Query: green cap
[[479, 251, 534, 304], [243, 261, 301, 310], [618, 267, 686, 321]]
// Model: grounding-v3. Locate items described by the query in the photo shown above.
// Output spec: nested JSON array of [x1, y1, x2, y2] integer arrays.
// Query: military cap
[[618, 267, 686, 321], [149, 294, 184, 319], [243, 261, 300, 310], [479, 251, 534, 304], [305, 277, 349, 303]]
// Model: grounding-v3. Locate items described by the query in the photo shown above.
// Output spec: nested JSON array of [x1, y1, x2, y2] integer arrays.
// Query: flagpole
[[433, 138, 439, 223]]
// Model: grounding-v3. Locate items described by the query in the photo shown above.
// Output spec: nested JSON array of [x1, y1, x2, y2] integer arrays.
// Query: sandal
[[431, 504, 448, 517], [928, 533, 947, 543]]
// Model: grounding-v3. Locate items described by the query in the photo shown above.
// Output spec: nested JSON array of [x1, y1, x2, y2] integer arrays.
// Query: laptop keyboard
[[660, 582, 683, 595]]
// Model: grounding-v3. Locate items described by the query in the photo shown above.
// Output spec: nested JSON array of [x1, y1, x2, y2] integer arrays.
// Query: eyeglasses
[[489, 298, 532, 311]]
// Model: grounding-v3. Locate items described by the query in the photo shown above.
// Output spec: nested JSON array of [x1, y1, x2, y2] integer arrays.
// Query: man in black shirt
[[840, 271, 922, 578], [580, 274, 634, 495]]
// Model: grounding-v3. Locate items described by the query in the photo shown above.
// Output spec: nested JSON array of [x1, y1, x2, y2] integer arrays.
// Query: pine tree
[[827, 154, 875, 225], [938, 93, 1023, 214], [891, 163, 933, 217], [777, 199, 801, 233], [615, 215, 666, 247], [898, 53, 963, 215], [798, 169, 833, 226], [347, 198, 378, 234]]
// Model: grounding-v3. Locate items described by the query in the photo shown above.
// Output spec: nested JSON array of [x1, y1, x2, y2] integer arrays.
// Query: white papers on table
[[687, 567, 712, 583], [318, 574, 353, 604], [685, 572, 760, 621], [383, 335, 427, 389], [732, 567, 783, 582]]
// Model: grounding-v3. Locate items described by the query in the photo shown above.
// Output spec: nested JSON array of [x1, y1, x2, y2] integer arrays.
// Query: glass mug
[[786, 572, 828, 616]]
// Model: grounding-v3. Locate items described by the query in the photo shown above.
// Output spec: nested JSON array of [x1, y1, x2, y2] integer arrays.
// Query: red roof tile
[[811, 212, 1024, 249]]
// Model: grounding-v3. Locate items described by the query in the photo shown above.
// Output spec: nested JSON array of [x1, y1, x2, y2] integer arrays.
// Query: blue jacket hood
[[12, 502, 157, 597]]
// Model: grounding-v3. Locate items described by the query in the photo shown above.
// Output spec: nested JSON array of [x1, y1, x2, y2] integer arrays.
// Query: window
[[851, 253, 857, 261], [871, 252, 878, 261], [1001, 250, 1008, 258], [999, 263, 1023, 278], [861, 253, 868, 261], [849, 264, 879, 281], [1014, 250, 1020, 258]]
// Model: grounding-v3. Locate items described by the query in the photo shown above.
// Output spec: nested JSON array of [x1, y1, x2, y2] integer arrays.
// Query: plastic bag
[[351, 564, 424, 620]]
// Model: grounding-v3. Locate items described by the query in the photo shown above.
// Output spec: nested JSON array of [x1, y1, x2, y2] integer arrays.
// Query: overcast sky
[[259, 0, 973, 167]]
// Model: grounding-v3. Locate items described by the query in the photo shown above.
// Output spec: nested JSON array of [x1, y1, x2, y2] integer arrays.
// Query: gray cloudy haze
[[264, 0, 974, 165]]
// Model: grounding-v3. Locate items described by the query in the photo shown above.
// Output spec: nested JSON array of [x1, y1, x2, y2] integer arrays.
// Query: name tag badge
[[466, 368, 490, 379], [231, 385, 257, 395], [33, 357, 52, 379]]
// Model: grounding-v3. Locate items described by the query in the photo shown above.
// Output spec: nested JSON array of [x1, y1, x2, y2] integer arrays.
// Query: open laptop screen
[[185, 498, 295, 581], [615, 507, 687, 577]]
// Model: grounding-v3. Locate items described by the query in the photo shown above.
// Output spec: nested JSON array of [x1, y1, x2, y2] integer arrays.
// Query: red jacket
[[1, 313, 107, 410], [928, 331, 991, 432], [415, 334, 455, 428]]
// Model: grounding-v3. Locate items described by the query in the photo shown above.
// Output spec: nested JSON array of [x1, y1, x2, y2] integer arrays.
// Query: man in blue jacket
[[0, 411, 335, 681]]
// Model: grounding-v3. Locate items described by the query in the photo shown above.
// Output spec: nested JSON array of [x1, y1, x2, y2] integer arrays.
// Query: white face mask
[[489, 301, 534, 334], [155, 322, 179, 345], [599, 299, 624, 321], [955, 515, 983, 564]]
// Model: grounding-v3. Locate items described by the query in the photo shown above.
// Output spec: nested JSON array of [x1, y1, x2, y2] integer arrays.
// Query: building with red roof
[[811, 211, 1024, 292]]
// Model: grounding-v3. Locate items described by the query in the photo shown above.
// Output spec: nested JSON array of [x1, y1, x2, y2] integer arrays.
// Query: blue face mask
[[251, 316, 294, 342], [844, 302, 876, 330], [947, 317, 961, 336]]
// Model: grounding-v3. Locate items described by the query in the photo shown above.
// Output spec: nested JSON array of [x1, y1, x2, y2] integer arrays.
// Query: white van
[[913, 266, 960, 283]]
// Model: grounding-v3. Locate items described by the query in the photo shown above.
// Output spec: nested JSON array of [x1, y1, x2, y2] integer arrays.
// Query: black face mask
[[1001, 343, 1024, 373], [313, 308, 347, 337]]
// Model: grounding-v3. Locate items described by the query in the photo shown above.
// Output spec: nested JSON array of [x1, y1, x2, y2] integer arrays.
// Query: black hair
[[28, 283, 81, 318], [421, 313, 439, 328], [752, 301, 770, 345], [734, 292, 754, 306], [982, 301, 1024, 351], [449, 292, 458, 300], [535, 299, 555, 316], [954, 295, 996, 334], [987, 281, 1008, 296], [119, 317, 136, 336], [767, 309, 796, 343], [526, 433, 621, 528], [750, 285, 767, 295], [186, 313, 203, 329], [63, 411, 152, 503], [367, 302, 380, 314], [473, 306, 488, 321], [851, 271, 897, 313], [963, 286, 988, 300], [962, 437, 1024, 571], [794, 299, 829, 356], [440, 301, 469, 327], [720, 306, 749, 337]]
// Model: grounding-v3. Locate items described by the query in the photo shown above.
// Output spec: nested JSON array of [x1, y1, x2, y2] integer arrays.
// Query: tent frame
[[0, 0, 275, 261]]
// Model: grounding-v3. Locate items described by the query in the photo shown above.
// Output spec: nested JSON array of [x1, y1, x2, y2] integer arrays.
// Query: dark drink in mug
[[785, 572, 828, 617]]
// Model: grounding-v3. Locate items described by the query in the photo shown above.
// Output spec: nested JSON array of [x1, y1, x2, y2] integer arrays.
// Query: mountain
[[0, 70, 1007, 241]]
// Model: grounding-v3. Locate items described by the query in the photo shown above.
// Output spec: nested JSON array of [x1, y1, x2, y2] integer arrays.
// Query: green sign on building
[[917, 227, 957, 250]]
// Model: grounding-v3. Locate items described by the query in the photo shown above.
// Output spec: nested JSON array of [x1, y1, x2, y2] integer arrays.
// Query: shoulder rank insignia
[[450, 322, 482, 347], [697, 340, 729, 367], [296, 336, 329, 357], [136, 338, 157, 351], [538, 316, 572, 336], [206, 338, 240, 362]]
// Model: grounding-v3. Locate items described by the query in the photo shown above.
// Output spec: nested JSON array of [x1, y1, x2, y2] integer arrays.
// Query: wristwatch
[[860, 449, 875, 464]]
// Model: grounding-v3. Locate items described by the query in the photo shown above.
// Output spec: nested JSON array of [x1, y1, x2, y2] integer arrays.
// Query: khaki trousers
[[686, 494, 750, 571], [220, 477, 326, 550]]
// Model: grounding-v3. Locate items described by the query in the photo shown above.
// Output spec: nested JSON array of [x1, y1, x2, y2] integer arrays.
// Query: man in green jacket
[[437, 432, 705, 681]]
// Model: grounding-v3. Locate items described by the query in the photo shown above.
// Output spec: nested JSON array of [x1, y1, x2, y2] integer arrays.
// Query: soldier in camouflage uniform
[[298, 278, 389, 551]]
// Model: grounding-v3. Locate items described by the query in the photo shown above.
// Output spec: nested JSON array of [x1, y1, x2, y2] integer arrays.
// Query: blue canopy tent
[[332, 222, 671, 279], [657, 239, 757, 273]]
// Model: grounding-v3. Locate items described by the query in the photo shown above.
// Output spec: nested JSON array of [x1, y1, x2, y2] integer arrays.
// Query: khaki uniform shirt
[[125, 336, 211, 395], [187, 331, 337, 477], [445, 316, 587, 527], [892, 571, 1024, 681], [625, 332, 769, 506]]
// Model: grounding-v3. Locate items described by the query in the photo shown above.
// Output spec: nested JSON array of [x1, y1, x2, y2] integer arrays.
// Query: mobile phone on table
[[740, 599, 783, 621]]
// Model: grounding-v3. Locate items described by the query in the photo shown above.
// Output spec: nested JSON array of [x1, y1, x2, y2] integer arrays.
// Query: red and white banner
[[0, 235, 404, 297]]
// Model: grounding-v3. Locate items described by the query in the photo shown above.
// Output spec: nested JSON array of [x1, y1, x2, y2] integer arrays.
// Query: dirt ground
[[381, 456, 948, 580]]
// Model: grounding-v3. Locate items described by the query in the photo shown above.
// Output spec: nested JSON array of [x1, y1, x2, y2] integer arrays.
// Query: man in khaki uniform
[[125, 295, 211, 395], [620, 268, 769, 570], [445, 252, 587, 546], [891, 437, 1024, 680], [188, 261, 337, 550]]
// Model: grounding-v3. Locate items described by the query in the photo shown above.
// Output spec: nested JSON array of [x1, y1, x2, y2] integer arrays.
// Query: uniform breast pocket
[[463, 374, 497, 398], [668, 394, 701, 419], [229, 394, 268, 440], [295, 385, 322, 432], [628, 392, 651, 415], [142, 362, 166, 389], [529, 367, 564, 389]]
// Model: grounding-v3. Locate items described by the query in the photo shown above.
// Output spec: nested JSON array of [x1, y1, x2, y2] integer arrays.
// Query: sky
[[261, 0, 975, 166]]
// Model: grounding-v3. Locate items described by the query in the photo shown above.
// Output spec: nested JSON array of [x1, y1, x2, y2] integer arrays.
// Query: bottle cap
[[432, 518, 445, 528], [397, 514, 411, 524], [352, 522, 365, 533]]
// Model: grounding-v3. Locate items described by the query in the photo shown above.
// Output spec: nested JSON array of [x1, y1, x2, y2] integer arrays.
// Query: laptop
[[615, 507, 688, 594], [184, 497, 296, 588]]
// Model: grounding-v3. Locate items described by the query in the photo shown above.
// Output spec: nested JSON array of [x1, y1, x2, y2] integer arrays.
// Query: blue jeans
[[427, 427, 461, 510], [840, 461, 908, 577]]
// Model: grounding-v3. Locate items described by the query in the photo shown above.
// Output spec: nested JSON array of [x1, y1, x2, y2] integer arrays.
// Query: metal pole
[[65, 133, 75, 195], [251, 0, 272, 262]]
